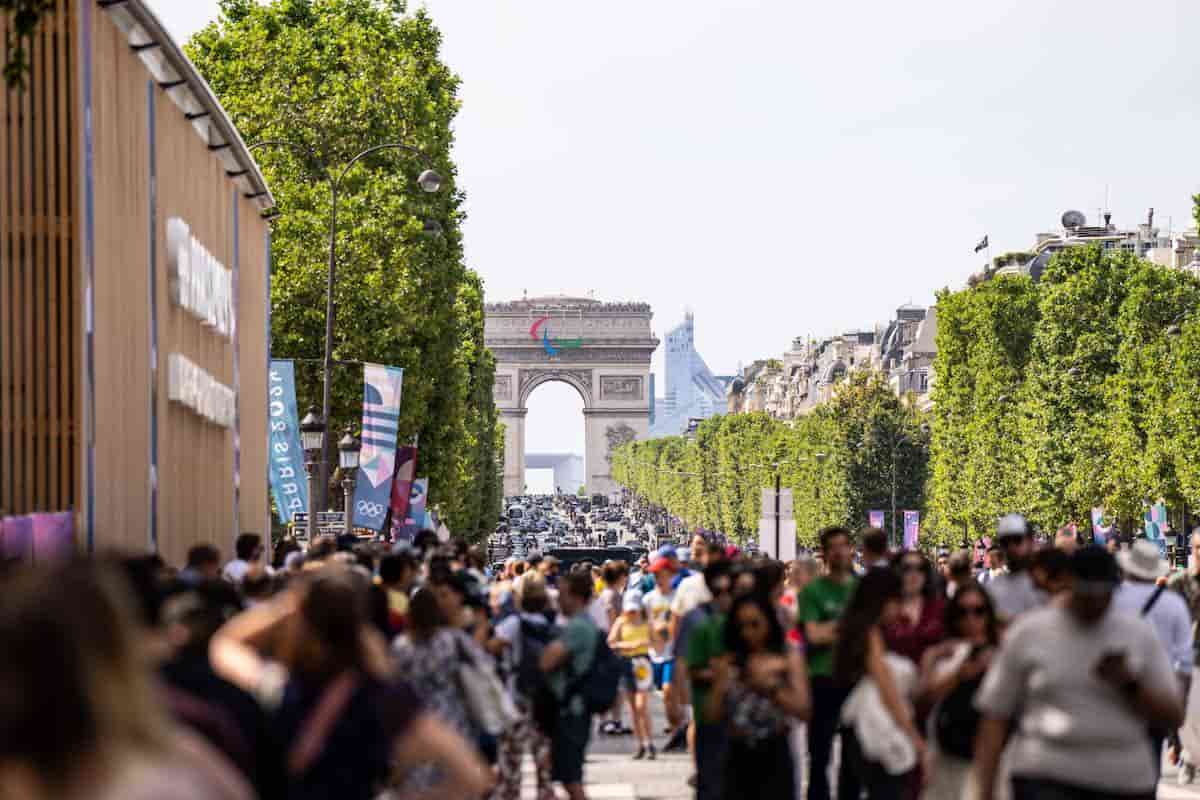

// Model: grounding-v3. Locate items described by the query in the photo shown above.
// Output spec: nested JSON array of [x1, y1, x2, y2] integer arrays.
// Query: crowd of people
[[0, 515, 1195, 800]]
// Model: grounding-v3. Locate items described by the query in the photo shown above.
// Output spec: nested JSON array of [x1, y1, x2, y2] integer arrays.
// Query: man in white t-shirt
[[975, 546, 1184, 800]]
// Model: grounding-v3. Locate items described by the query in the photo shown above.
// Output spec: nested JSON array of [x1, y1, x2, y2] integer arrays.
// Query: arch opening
[[523, 380, 586, 496]]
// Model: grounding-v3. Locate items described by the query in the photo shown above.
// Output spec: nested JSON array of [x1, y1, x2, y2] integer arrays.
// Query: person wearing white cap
[[985, 513, 1046, 626]]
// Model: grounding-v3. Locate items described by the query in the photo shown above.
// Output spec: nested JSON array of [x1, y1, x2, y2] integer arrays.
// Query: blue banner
[[352, 363, 404, 530], [268, 360, 308, 523]]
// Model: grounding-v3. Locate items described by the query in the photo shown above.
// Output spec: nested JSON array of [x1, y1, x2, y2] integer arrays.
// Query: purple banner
[[1, 512, 74, 564], [389, 446, 418, 541], [868, 510, 885, 529], [903, 510, 920, 550]]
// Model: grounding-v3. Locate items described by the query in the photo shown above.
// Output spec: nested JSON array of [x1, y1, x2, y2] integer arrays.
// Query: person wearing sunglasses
[[917, 583, 998, 800], [883, 552, 946, 666], [708, 590, 811, 800]]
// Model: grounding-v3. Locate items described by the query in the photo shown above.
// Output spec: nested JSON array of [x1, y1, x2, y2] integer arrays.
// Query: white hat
[[1117, 539, 1169, 582]]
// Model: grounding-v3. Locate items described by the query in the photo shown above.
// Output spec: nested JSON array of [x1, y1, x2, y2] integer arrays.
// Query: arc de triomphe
[[485, 296, 659, 497]]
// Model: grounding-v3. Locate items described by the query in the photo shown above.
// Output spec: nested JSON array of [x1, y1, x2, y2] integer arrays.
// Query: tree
[[1, 0, 50, 87], [927, 276, 1039, 542], [188, 0, 499, 532]]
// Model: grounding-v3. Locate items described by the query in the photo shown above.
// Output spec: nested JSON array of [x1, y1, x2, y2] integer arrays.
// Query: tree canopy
[[188, 0, 500, 537]]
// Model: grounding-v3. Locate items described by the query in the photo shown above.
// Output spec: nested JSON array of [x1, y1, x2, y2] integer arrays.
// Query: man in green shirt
[[799, 526, 859, 800], [541, 571, 600, 800], [685, 561, 734, 800]]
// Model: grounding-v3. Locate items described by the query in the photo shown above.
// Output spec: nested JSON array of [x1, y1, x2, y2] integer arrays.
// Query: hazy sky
[[157, 0, 1200, 460]]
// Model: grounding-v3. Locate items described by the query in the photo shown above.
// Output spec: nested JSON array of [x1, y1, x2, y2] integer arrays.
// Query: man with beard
[[985, 514, 1046, 627]]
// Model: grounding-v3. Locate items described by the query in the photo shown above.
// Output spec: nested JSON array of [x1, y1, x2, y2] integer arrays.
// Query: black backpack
[[572, 635, 622, 715], [516, 618, 557, 700], [934, 676, 982, 760]]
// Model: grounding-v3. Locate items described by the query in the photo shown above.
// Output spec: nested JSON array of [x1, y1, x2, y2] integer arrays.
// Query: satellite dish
[[1061, 210, 1087, 229]]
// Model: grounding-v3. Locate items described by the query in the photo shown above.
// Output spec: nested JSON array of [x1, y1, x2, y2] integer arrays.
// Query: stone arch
[[517, 368, 594, 410], [485, 296, 659, 497]]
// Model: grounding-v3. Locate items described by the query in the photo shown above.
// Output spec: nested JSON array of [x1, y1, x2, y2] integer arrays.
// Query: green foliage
[[1, 0, 50, 87], [613, 374, 928, 548], [931, 245, 1200, 540], [187, 0, 499, 536]]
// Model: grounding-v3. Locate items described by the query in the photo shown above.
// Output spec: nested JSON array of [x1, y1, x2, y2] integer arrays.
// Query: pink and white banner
[[868, 510, 885, 529]]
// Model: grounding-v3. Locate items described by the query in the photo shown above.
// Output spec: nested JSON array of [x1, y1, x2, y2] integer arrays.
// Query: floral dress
[[392, 628, 485, 792]]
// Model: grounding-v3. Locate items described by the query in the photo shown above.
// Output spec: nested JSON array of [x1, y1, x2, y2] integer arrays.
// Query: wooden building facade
[[1, 0, 274, 565]]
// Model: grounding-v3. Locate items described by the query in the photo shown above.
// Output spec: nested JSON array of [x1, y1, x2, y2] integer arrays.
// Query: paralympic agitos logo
[[529, 316, 582, 355]]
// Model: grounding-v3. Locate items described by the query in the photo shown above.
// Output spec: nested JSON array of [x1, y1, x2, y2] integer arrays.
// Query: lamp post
[[249, 139, 443, 508], [338, 430, 361, 538], [891, 433, 910, 550], [299, 407, 326, 542]]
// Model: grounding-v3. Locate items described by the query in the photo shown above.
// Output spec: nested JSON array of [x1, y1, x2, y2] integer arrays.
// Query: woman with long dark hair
[[883, 552, 945, 665], [918, 583, 998, 800], [707, 591, 810, 800], [210, 565, 490, 800], [835, 568, 926, 800]]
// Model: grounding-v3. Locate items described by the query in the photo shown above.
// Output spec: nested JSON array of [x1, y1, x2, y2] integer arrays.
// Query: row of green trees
[[929, 245, 1200, 541], [189, 0, 502, 537], [612, 372, 929, 548], [617, 243, 1200, 547]]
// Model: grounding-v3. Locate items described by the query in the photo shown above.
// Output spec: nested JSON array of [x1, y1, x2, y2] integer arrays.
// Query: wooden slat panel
[[0, 11, 11, 515], [61, 0, 75, 512], [45, 0, 62, 510], [31, 7, 46, 510], [19, 27, 34, 513], [90, 12, 150, 553]]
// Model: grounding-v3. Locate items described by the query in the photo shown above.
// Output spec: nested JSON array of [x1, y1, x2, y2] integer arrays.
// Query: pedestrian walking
[[209, 564, 492, 800], [686, 560, 737, 800], [708, 590, 811, 800], [540, 571, 604, 800], [489, 576, 557, 800], [608, 592, 656, 758], [0, 562, 254, 800], [974, 547, 1184, 800], [800, 526, 862, 800], [884, 551, 946, 665], [835, 568, 925, 800], [984, 514, 1046, 626], [1113, 539, 1194, 781], [918, 583, 999, 800]]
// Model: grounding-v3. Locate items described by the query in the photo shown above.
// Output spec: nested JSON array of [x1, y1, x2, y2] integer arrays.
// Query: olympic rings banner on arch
[[352, 363, 405, 531]]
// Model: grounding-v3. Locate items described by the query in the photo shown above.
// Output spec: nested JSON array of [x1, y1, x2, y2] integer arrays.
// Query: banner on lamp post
[[406, 478, 430, 530], [351, 363, 404, 531], [388, 445, 419, 541], [903, 511, 920, 550], [267, 360, 308, 524], [868, 510, 885, 529]]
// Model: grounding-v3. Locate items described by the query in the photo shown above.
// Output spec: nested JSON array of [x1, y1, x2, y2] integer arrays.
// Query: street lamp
[[249, 139, 444, 507], [299, 407, 326, 542], [338, 430, 361, 538]]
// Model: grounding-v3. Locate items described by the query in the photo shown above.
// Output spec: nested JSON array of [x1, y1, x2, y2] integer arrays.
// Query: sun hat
[[996, 513, 1032, 540], [1116, 538, 1169, 582], [622, 592, 644, 613]]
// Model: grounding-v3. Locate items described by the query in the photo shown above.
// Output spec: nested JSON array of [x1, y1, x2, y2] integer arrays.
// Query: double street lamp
[[338, 430, 362, 537], [299, 407, 326, 542], [251, 139, 444, 510]]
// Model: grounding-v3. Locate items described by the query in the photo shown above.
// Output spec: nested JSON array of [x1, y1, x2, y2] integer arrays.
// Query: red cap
[[647, 556, 674, 574]]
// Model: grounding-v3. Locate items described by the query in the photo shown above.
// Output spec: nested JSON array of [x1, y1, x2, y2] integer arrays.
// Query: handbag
[[455, 635, 520, 736]]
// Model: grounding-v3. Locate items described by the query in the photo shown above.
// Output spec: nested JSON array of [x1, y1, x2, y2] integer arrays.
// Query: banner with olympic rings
[[352, 363, 404, 531]]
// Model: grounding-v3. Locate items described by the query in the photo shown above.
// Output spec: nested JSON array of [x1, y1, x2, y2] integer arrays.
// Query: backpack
[[516, 618, 556, 700], [567, 635, 622, 716], [934, 676, 981, 760]]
